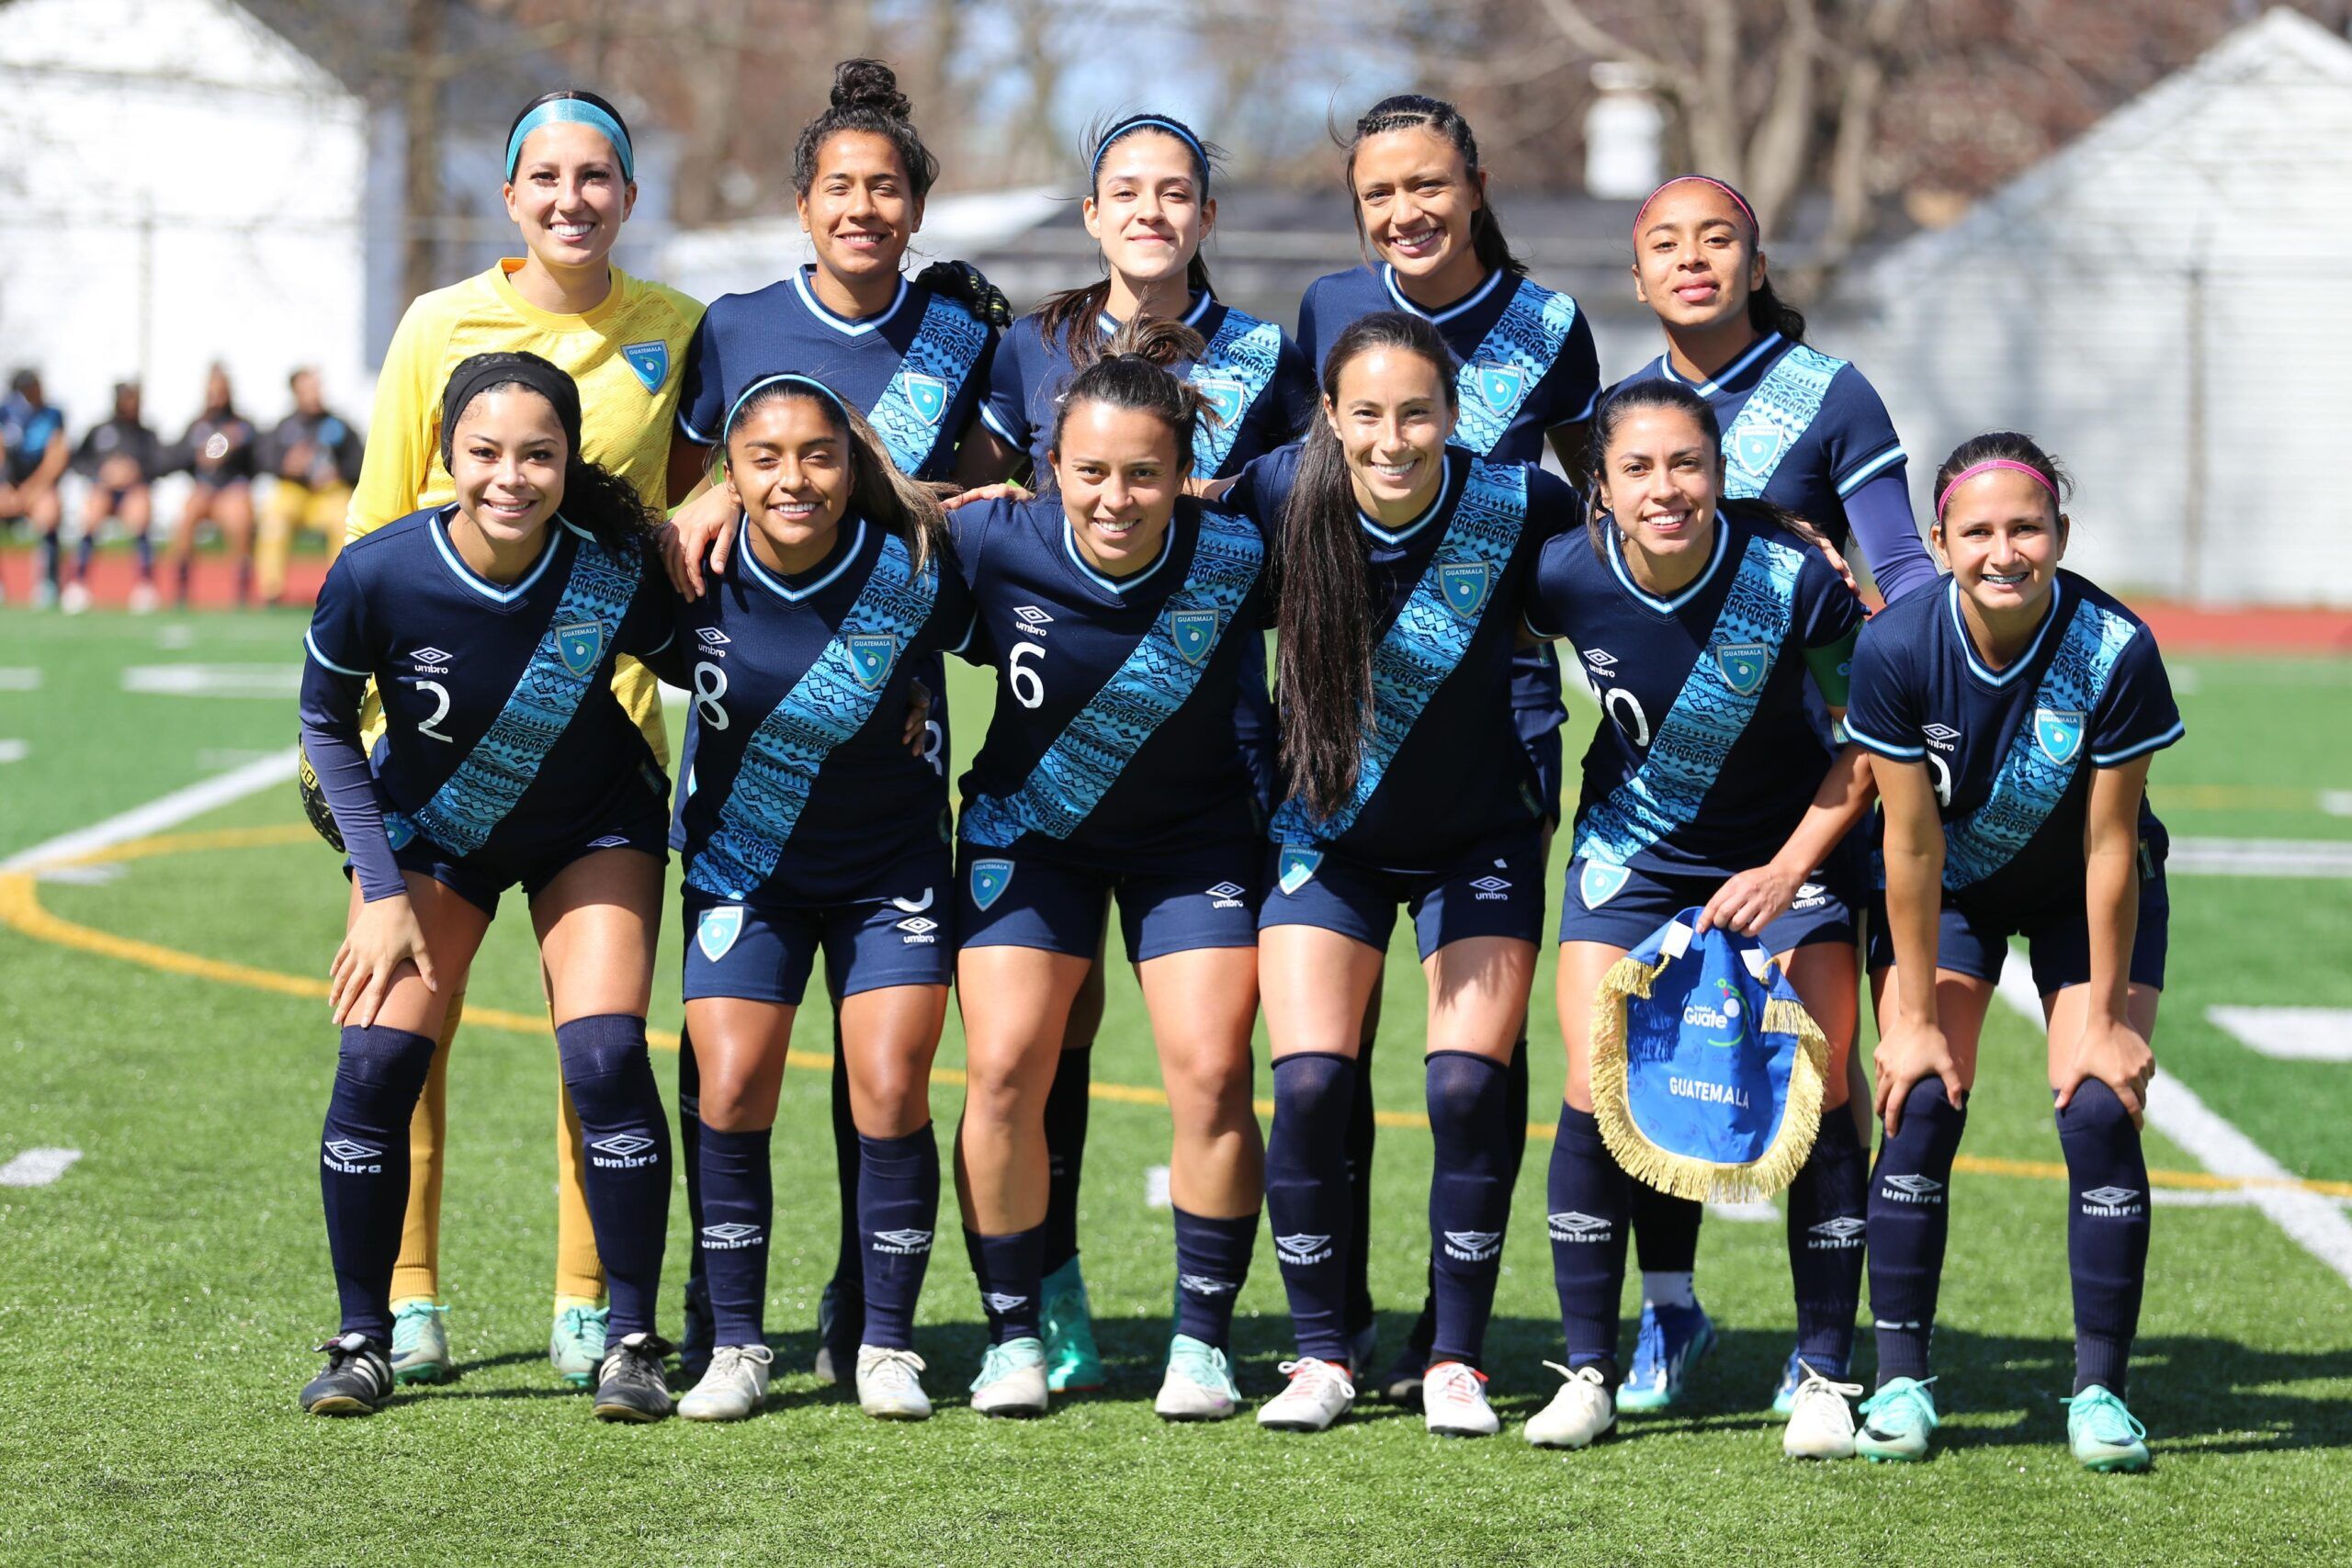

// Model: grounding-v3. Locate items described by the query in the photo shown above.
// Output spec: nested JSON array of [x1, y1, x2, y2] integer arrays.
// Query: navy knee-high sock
[[1266, 1052, 1359, 1364], [134, 525, 154, 578], [320, 1024, 436, 1346], [1868, 1081, 1968, 1386], [1040, 1045, 1091, 1277], [1342, 1035, 1377, 1337], [964, 1224, 1045, 1344], [678, 1026, 707, 1307], [74, 531, 96, 576], [555, 1014, 671, 1339], [1548, 1104, 1631, 1380], [828, 1018, 864, 1303], [1787, 1109, 1869, 1376], [1173, 1207, 1258, 1349], [695, 1123, 772, 1348], [38, 531, 60, 590], [858, 1125, 939, 1351], [1631, 1185, 1704, 1278], [1407, 1024, 1532, 1361], [1426, 1052, 1514, 1369], [2057, 1081, 2151, 1398]]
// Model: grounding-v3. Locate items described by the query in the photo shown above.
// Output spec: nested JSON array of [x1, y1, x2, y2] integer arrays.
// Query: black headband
[[439, 351, 582, 468]]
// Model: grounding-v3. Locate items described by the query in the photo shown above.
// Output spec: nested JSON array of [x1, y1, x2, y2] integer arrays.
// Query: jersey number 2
[[413, 680, 454, 743]]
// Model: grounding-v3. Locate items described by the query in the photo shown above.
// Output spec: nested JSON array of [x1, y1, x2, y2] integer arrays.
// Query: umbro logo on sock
[[872, 1228, 933, 1255], [1274, 1233, 1333, 1266], [983, 1292, 1030, 1314], [1808, 1216, 1867, 1247], [1881, 1173, 1944, 1203], [588, 1134, 660, 1169], [1442, 1229, 1503, 1261], [1178, 1273, 1237, 1296], [2078, 1186, 2146, 1216], [700, 1222, 762, 1249], [1547, 1211, 1611, 1242], [322, 1138, 383, 1175]]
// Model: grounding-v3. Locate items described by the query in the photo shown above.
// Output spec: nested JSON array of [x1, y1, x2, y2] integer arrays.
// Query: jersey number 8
[[694, 661, 729, 730]]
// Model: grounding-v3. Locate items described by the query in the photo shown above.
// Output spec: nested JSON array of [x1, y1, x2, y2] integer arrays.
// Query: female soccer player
[[961, 108, 1312, 1394], [297, 353, 678, 1421], [162, 364, 259, 608], [70, 381, 165, 614], [1519, 379, 1873, 1458], [340, 87, 703, 1389], [1295, 93, 1601, 1393], [1844, 434, 2179, 1472], [661, 58, 1001, 1386], [1607, 174, 1939, 1416], [949, 320, 1268, 1421], [2, 370, 71, 609], [1235, 310, 1569, 1437], [659, 373, 971, 1423]]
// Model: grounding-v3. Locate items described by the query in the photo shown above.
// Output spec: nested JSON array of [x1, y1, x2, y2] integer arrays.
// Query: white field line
[[1994, 958, 2352, 1290], [0, 1148, 83, 1187], [2207, 1006, 2352, 1063], [0, 747, 299, 873], [2166, 838, 2352, 878]]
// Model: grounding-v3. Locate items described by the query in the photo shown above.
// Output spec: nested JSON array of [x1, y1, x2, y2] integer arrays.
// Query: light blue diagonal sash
[[1271, 459, 1528, 842], [1720, 344, 1843, 499], [868, 292, 991, 478], [1573, 534, 1804, 867], [394, 533, 640, 858], [685, 532, 938, 899], [1186, 310, 1285, 477], [958, 507, 1263, 849], [1943, 598, 2136, 887], [1451, 279, 1578, 457]]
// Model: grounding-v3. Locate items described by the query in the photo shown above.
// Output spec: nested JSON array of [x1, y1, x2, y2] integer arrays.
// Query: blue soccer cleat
[[1617, 1301, 1715, 1412], [1041, 1257, 1105, 1393]]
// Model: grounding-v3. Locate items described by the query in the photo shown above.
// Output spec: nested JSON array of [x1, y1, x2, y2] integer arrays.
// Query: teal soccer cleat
[[2064, 1385, 2151, 1472]]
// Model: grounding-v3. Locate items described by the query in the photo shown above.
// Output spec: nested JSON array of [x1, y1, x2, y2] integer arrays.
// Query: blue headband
[[1091, 116, 1208, 193], [722, 373, 852, 448], [505, 98, 634, 184]]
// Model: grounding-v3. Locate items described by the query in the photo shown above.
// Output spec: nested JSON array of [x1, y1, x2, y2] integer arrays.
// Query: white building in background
[[1838, 6, 2352, 606]]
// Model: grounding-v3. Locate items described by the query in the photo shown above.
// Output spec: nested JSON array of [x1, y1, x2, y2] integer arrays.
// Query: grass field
[[2, 606, 2348, 1565]]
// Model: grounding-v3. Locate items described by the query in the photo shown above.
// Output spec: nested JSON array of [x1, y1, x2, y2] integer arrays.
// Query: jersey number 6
[[1008, 640, 1046, 710]]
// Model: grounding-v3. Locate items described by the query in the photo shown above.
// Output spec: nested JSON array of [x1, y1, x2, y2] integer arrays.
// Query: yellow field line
[[6, 829, 2351, 1204]]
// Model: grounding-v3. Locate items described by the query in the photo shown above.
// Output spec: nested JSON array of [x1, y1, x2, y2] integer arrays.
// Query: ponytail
[[1045, 318, 1214, 485]]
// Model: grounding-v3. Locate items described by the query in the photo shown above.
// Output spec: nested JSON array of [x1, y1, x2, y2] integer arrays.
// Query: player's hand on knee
[[2055, 1015, 2154, 1127], [331, 894, 437, 1028], [1874, 1019, 1962, 1136]]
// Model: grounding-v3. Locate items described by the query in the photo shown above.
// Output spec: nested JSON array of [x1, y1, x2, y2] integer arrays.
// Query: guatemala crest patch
[[846, 634, 900, 690], [1276, 844, 1323, 897], [1474, 361, 1526, 413], [2034, 707, 2086, 765], [1734, 429, 1785, 475], [1436, 561, 1492, 622], [621, 341, 670, 392], [1168, 609, 1219, 665], [1713, 640, 1770, 696], [1192, 376, 1247, 430], [696, 905, 743, 963], [1579, 860, 1630, 909], [901, 372, 948, 426], [969, 858, 1014, 911], [555, 620, 605, 678]]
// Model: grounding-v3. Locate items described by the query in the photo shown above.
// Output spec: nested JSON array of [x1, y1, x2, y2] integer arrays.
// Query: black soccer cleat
[[593, 1332, 676, 1423], [300, 1332, 394, 1416]]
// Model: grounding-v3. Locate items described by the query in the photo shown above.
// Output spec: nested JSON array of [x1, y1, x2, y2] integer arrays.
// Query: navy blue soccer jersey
[[1525, 504, 1865, 879], [650, 515, 973, 907], [1845, 571, 2184, 902], [300, 508, 674, 897], [978, 292, 1316, 482], [1232, 444, 1572, 874], [949, 494, 1269, 869], [2, 393, 65, 484], [1612, 332, 1936, 602], [676, 268, 998, 480]]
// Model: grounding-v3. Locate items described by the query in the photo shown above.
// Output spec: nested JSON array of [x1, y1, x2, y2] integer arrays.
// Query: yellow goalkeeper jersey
[[346, 258, 703, 765]]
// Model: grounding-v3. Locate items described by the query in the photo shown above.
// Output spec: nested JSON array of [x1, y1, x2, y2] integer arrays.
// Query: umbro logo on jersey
[[1881, 1173, 1943, 1203], [1922, 723, 1961, 751], [1012, 605, 1053, 637], [2080, 1186, 2145, 1215], [586, 835, 629, 850], [700, 1222, 763, 1249], [1442, 1229, 1503, 1262], [322, 1138, 384, 1174], [896, 916, 939, 944], [589, 1134, 660, 1169], [1469, 875, 1511, 900], [1583, 649, 1618, 671], [1206, 881, 1245, 909], [1808, 1216, 1867, 1248], [408, 647, 453, 672], [873, 1228, 933, 1255], [1548, 1211, 1611, 1242], [696, 627, 730, 649], [1274, 1233, 1333, 1265], [983, 1292, 1030, 1314]]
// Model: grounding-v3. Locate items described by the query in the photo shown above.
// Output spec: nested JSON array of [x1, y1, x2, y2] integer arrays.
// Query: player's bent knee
[[553, 1014, 654, 1114]]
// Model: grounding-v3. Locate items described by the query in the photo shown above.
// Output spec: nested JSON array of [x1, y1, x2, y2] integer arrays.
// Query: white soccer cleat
[[1154, 1334, 1240, 1422], [1781, 1361, 1863, 1460], [677, 1342, 773, 1422], [1256, 1357, 1355, 1433], [856, 1345, 933, 1421], [128, 581, 159, 615], [1525, 1362, 1615, 1449], [60, 581, 91, 615], [968, 1337, 1050, 1418], [1422, 1359, 1500, 1438]]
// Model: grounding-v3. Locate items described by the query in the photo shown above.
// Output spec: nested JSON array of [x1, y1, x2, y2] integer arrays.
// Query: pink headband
[[1935, 458, 2059, 521], [1633, 175, 1758, 244]]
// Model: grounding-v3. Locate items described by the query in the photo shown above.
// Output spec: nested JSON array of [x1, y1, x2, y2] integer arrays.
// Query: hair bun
[[1101, 316, 1206, 369], [831, 58, 911, 119]]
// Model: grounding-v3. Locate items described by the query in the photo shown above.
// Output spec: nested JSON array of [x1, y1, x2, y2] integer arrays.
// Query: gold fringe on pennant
[[1587, 953, 1830, 1204]]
